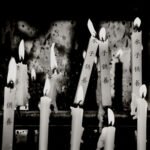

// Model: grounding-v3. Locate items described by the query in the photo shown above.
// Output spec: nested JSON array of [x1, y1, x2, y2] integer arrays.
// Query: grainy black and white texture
[[0, 4, 149, 150]]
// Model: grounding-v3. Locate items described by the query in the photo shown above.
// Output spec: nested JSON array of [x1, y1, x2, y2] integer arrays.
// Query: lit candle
[[15, 39, 29, 107], [2, 57, 17, 150], [99, 27, 111, 106], [114, 49, 123, 111], [74, 19, 98, 104], [131, 17, 143, 115], [137, 84, 148, 150], [70, 85, 84, 150], [47, 43, 59, 111], [97, 108, 116, 150], [39, 74, 51, 150]]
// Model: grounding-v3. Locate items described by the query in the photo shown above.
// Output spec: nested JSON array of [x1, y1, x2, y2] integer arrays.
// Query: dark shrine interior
[[0, 2, 149, 150]]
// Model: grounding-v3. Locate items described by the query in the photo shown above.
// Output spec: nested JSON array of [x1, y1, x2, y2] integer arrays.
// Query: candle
[[74, 19, 99, 104], [70, 85, 84, 150], [137, 84, 148, 150], [97, 108, 116, 150], [131, 17, 143, 114], [47, 43, 59, 111], [114, 49, 123, 111], [15, 39, 29, 107], [2, 57, 17, 150], [39, 74, 51, 150], [99, 27, 111, 106]]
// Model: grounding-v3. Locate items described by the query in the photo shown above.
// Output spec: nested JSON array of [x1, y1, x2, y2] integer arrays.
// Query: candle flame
[[43, 74, 50, 96], [99, 27, 106, 41], [7, 57, 17, 84], [133, 17, 141, 28], [19, 39, 25, 61], [50, 43, 58, 71], [115, 49, 123, 58], [83, 50, 86, 59], [76, 85, 84, 104], [108, 108, 115, 126], [139, 84, 147, 98], [87, 19, 96, 37], [31, 68, 36, 80]]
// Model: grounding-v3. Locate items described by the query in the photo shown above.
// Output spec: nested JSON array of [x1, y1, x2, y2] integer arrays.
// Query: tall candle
[[137, 84, 148, 150], [47, 43, 58, 111], [2, 57, 17, 150], [131, 17, 143, 114], [74, 19, 98, 104], [99, 27, 111, 106], [97, 108, 116, 150], [39, 75, 51, 150], [70, 85, 84, 150], [15, 39, 29, 107]]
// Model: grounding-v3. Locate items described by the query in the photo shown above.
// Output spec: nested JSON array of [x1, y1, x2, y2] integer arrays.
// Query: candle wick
[[20, 57, 24, 63], [109, 121, 113, 126], [44, 90, 48, 96], [101, 37, 105, 42], [133, 26, 141, 32], [141, 94, 145, 99], [7, 80, 14, 89], [52, 68, 59, 75]]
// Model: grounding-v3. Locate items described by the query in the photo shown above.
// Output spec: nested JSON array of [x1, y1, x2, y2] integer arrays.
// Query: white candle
[[74, 19, 99, 104], [70, 107, 84, 150], [2, 57, 17, 150], [97, 108, 116, 150], [99, 27, 111, 106], [137, 84, 148, 150], [15, 39, 29, 107], [131, 17, 143, 114], [47, 43, 58, 111], [39, 75, 51, 150], [70, 85, 84, 150]]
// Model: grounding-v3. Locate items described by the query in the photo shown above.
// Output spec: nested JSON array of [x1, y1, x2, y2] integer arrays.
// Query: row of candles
[[1, 16, 148, 150]]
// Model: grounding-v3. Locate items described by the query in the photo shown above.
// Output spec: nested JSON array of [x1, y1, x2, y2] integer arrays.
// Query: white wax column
[[48, 74, 58, 111], [105, 127, 116, 150], [39, 97, 51, 150], [99, 28, 111, 106], [74, 36, 98, 104], [2, 87, 16, 150], [131, 18, 142, 104], [97, 127, 116, 150], [2, 57, 17, 150], [15, 63, 28, 106], [74, 19, 98, 104], [137, 97, 147, 150], [70, 106, 84, 150]]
